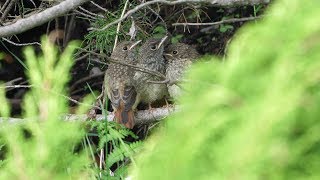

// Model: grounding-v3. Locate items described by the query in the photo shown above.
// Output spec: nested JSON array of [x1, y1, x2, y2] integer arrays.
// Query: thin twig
[[90, 0, 269, 31], [0, 0, 16, 23], [1, 84, 100, 110], [90, 1, 108, 13], [113, 0, 130, 51], [147, 6, 168, 33], [70, 71, 105, 92], [74, 9, 97, 20], [2, 85, 32, 89], [0, 0, 11, 13], [4, 78, 28, 92], [27, 0, 36, 8], [1, 37, 41, 46], [79, 6, 104, 18], [172, 16, 262, 26], [75, 53, 90, 62], [4, 77, 23, 86]]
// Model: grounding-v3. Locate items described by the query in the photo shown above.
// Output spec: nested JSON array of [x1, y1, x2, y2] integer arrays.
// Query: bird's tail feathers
[[114, 103, 135, 129]]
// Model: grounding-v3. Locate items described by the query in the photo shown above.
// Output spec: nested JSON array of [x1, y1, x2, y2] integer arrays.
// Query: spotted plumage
[[134, 37, 169, 106], [164, 43, 199, 99], [105, 40, 141, 128]]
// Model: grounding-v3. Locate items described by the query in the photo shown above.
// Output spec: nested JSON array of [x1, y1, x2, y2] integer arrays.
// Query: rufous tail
[[114, 104, 135, 129]]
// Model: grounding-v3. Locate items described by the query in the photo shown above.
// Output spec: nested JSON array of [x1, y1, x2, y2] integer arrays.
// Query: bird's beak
[[129, 40, 142, 50], [163, 53, 173, 58], [163, 53, 173, 63], [157, 36, 168, 49]]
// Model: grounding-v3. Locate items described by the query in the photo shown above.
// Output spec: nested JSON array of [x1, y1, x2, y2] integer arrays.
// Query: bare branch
[[74, 9, 97, 20], [2, 85, 32, 89], [113, 0, 130, 51], [0, 0, 11, 13], [0, 0, 16, 23], [69, 71, 105, 92], [1, 84, 100, 110], [1, 37, 41, 46], [172, 16, 263, 26], [78, 6, 104, 18], [90, 1, 108, 13], [4, 77, 24, 86], [0, 0, 90, 37], [0, 106, 175, 124], [90, 0, 269, 31]]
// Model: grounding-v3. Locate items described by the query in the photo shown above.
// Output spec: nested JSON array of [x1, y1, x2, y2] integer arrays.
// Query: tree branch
[[90, 0, 269, 31], [172, 16, 263, 26], [0, 0, 90, 37], [0, 106, 175, 124], [0, 0, 16, 23]]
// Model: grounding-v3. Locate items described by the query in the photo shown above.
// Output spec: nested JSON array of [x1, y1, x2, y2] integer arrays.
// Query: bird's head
[[139, 36, 168, 63], [164, 43, 199, 62], [111, 40, 141, 62]]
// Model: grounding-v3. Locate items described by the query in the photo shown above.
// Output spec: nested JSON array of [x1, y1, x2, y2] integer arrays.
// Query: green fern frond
[[107, 141, 142, 168]]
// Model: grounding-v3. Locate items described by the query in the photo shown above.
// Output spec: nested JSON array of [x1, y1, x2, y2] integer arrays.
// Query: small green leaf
[[219, 24, 234, 33]]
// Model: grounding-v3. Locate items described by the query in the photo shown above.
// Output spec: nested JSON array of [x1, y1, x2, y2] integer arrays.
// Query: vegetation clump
[[131, 0, 320, 179]]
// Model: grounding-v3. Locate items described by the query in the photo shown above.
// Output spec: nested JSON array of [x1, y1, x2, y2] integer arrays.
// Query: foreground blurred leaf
[[0, 38, 91, 179], [131, 0, 320, 179]]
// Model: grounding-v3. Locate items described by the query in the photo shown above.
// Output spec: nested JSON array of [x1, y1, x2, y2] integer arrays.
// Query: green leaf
[[219, 24, 234, 33]]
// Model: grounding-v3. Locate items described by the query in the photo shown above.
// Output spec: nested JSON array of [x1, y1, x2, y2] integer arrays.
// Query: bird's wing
[[108, 85, 137, 108], [111, 86, 137, 129], [122, 86, 138, 111], [109, 88, 120, 108]]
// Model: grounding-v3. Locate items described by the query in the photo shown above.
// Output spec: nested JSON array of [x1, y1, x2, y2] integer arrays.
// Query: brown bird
[[164, 43, 199, 99], [104, 40, 141, 129], [134, 36, 169, 109]]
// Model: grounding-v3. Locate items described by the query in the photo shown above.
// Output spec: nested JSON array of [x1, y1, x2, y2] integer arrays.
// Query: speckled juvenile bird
[[164, 43, 200, 99], [134, 36, 169, 108], [105, 40, 141, 129]]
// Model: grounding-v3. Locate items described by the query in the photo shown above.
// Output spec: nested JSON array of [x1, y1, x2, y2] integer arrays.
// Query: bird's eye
[[172, 50, 178, 54], [123, 46, 128, 51], [151, 45, 157, 50]]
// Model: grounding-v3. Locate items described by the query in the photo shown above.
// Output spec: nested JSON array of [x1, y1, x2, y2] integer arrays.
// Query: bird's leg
[[148, 103, 153, 111], [147, 103, 158, 116], [164, 98, 170, 109], [87, 90, 104, 119], [163, 97, 174, 110]]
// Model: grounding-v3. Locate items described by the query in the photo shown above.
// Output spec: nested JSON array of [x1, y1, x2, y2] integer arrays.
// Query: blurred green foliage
[[0, 38, 142, 179], [131, 0, 320, 179], [0, 39, 92, 179]]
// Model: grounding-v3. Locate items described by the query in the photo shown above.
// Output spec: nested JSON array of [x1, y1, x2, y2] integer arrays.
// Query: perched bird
[[134, 36, 169, 108], [105, 40, 141, 129], [164, 43, 200, 99]]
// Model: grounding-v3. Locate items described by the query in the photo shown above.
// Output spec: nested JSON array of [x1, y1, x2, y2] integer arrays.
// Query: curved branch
[[90, 0, 270, 31], [0, 0, 90, 37], [172, 16, 263, 26]]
